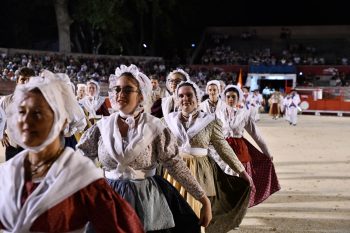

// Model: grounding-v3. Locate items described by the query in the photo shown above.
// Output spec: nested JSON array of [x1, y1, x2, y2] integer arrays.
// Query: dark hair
[[18, 67, 35, 77], [29, 87, 42, 95], [224, 87, 240, 97], [120, 72, 141, 91], [201, 94, 209, 102], [149, 74, 159, 81], [177, 82, 197, 99]]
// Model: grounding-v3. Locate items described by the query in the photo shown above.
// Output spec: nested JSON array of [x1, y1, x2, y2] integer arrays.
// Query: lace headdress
[[86, 79, 100, 97], [221, 84, 244, 103], [109, 64, 152, 114], [175, 80, 203, 105], [7, 70, 87, 152], [206, 80, 221, 96], [165, 68, 190, 93]]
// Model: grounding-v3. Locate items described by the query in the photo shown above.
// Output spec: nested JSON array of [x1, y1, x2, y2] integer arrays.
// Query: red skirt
[[226, 137, 251, 162], [226, 137, 281, 207]]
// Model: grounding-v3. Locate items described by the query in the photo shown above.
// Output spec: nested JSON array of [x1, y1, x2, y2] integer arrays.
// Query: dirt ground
[[225, 114, 350, 233], [1, 114, 350, 233]]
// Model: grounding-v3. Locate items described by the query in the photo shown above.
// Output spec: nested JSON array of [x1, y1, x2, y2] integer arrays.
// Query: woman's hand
[[198, 195, 212, 227], [1, 134, 10, 147], [240, 170, 253, 187]]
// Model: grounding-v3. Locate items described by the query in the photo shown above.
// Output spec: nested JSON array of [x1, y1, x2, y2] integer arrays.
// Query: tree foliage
[[69, 0, 181, 56], [69, 0, 130, 54], [1, 0, 197, 59]]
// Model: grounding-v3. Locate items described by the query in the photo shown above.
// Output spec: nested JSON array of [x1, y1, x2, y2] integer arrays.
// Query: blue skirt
[[107, 175, 200, 233]]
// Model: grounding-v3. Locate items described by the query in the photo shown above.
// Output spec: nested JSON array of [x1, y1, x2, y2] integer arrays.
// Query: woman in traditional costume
[[151, 69, 190, 118], [216, 85, 280, 207], [77, 64, 212, 233], [199, 80, 225, 117], [163, 80, 252, 232], [268, 90, 283, 119], [0, 71, 144, 233], [79, 80, 111, 124]]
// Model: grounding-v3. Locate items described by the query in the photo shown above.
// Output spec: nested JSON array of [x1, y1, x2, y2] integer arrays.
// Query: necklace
[[119, 111, 142, 122], [28, 147, 64, 176], [181, 111, 199, 122]]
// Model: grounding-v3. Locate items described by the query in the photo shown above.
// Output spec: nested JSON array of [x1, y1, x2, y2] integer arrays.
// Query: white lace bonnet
[[109, 64, 152, 112], [7, 70, 87, 152]]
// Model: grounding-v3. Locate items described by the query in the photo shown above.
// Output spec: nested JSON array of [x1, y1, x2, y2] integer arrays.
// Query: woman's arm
[[210, 120, 253, 185], [245, 116, 272, 159], [210, 120, 245, 174]]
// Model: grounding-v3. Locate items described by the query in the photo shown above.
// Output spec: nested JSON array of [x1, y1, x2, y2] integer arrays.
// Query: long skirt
[[163, 155, 250, 232], [227, 137, 281, 207], [87, 176, 200, 233], [269, 103, 280, 116]]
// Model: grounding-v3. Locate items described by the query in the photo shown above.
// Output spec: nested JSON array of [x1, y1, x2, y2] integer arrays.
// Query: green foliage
[[68, 0, 183, 55], [3, 0, 196, 57], [69, 0, 130, 53]]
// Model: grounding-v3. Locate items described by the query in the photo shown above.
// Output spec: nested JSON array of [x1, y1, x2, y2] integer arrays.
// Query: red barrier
[[297, 87, 350, 112]]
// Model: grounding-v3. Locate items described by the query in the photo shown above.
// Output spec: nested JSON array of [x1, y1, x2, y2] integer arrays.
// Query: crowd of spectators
[[200, 33, 350, 66], [1, 42, 350, 90], [0, 52, 167, 85], [0, 51, 238, 90]]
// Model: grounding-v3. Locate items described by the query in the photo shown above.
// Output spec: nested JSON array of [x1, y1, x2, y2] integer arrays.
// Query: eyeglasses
[[110, 86, 140, 95], [167, 78, 183, 84]]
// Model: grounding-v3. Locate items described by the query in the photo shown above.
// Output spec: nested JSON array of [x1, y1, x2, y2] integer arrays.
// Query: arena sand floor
[[1, 114, 350, 233]]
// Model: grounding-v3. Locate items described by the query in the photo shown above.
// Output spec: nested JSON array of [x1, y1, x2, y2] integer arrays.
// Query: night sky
[[0, 0, 348, 54], [193, 0, 349, 27]]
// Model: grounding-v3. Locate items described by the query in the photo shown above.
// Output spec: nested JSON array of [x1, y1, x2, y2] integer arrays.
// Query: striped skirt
[[163, 155, 251, 232]]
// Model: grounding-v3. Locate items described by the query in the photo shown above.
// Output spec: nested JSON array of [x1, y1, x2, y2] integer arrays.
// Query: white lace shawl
[[79, 95, 106, 117], [161, 96, 176, 116], [164, 111, 214, 153], [199, 98, 226, 117], [97, 112, 165, 179], [217, 105, 249, 138], [0, 147, 103, 232]]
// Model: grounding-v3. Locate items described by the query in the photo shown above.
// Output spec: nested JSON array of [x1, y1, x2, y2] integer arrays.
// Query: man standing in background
[[150, 75, 166, 103], [0, 67, 35, 160]]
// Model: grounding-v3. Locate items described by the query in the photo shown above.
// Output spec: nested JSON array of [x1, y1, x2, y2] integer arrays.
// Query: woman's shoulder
[[143, 112, 162, 122], [210, 118, 223, 127], [142, 113, 167, 131], [198, 111, 215, 121], [194, 111, 217, 130]]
